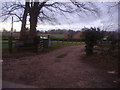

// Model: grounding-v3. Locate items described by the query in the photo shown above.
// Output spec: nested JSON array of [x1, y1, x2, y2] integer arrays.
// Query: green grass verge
[[51, 41, 84, 47], [2, 39, 84, 48]]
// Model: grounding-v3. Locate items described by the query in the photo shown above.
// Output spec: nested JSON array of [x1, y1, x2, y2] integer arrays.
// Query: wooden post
[[9, 16, 13, 53], [48, 35, 50, 47], [57, 39, 59, 46], [11, 17, 13, 32], [62, 39, 64, 45], [8, 37, 12, 53]]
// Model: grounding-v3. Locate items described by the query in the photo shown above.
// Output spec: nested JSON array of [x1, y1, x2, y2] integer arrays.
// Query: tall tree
[[29, 1, 48, 38], [20, 2, 30, 39], [1, 0, 100, 40]]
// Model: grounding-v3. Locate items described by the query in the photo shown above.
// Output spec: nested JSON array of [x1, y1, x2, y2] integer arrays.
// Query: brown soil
[[2, 45, 118, 88]]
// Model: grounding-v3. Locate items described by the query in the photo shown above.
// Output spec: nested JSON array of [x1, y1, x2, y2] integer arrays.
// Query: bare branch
[[44, 2, 59, 6], [1, 2, 24, 22]]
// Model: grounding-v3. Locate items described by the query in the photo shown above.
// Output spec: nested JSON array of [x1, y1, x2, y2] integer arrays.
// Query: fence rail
[[2, 38, 83, 53]]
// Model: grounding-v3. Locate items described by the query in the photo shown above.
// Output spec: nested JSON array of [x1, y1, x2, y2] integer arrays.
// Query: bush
[[82, 27, 104, 55]]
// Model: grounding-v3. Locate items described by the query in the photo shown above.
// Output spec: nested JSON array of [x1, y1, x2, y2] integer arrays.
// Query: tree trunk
[[29, 2, 40, 39], [29, 13, 38, 39], [20, 2, 47, 40], [20, 1, 47, 39], [85, 44, 94, 56], [20, 2, 29, 40]]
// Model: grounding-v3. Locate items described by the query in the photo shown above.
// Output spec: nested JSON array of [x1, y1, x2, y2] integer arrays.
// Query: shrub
[[82, 27, 104, 55]]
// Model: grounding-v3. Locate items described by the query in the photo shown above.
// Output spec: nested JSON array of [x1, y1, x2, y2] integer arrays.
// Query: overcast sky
[[0, 1, 118, 31]]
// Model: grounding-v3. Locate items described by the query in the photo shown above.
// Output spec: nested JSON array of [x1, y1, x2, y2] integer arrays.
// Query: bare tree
[[20, 2, 29, 39], [28, 1, 48, 38], [1, 2, 24, 22], [1, 0, 100, 40]]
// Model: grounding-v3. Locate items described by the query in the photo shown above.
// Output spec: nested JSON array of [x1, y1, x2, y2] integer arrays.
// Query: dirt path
[[3, 45, 118, 88]]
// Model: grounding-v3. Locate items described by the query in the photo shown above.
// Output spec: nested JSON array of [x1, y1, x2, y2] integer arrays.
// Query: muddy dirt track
[[3, 45, 118, 88]]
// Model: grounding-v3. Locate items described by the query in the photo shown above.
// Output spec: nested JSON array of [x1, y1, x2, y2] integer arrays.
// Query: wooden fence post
[[9, 16, 13, 53], [8, 36, 13, 53], [48, 35, 51, 47], [62, 39, 64, 45], [57, 39, 59, 46]]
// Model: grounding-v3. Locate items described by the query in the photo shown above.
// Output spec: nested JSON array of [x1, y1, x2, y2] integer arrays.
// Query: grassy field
[[2, 39, 84, 48], [3, 33, 66, 39], [51, 40, 84, 47], [2, 33, 83, 48], [38, 34, 66, 39]]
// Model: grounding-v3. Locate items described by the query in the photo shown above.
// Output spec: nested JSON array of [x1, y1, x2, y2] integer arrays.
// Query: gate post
[[8, 36, 13, 53], [48, 35, 51, 47]]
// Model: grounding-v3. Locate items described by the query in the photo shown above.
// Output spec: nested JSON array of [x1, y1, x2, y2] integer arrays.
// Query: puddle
[[0, 60, 3, 63], [107, 71, 116, 74]]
